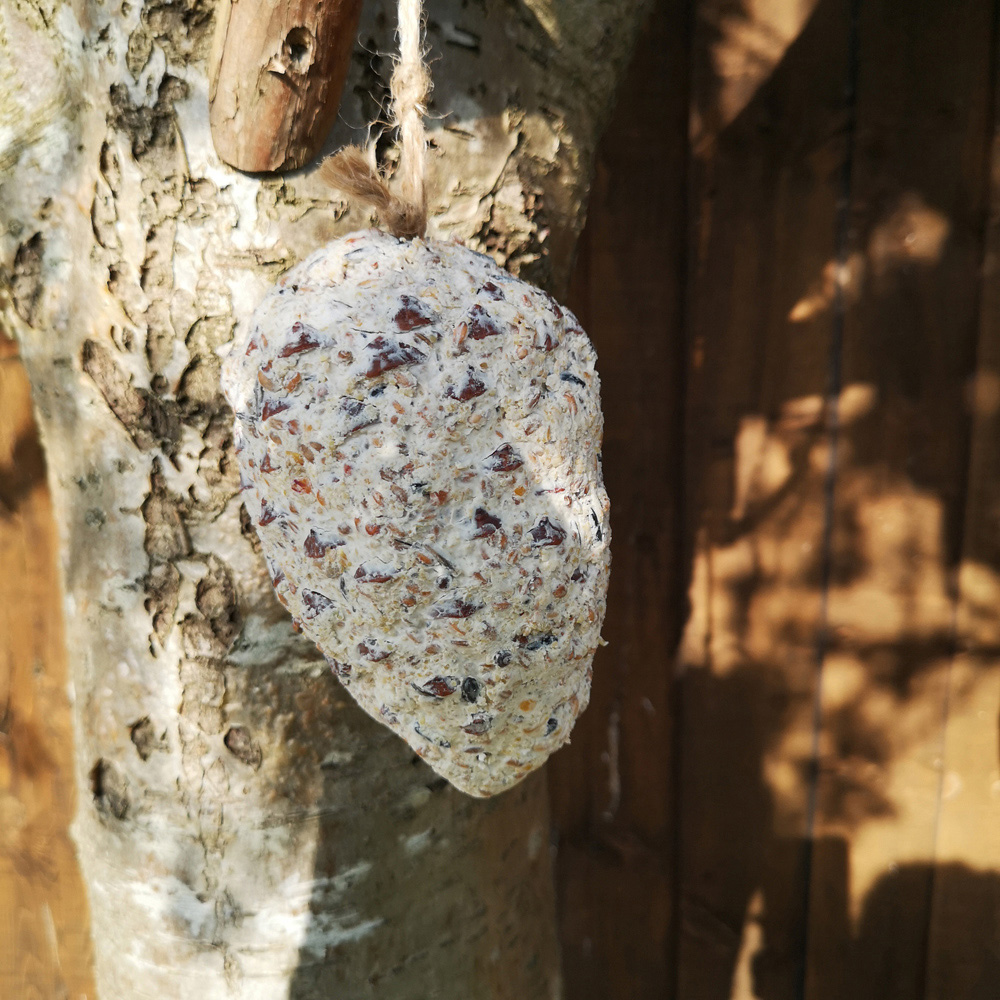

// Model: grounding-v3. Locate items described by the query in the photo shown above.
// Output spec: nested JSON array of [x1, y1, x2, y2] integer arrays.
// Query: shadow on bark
[[286, 734, 560, 999]]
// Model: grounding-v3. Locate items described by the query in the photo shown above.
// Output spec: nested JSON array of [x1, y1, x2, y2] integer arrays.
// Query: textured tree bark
[[0, 1, 645, 997]]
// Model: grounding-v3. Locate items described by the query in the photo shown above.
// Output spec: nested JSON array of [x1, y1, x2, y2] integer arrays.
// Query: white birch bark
[[0, 1, 645, 996]]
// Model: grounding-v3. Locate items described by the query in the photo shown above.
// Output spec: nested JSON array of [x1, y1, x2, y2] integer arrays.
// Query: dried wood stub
[[209, 0, 363, 173]]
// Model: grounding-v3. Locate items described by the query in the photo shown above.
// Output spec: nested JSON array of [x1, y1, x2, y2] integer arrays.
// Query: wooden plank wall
[[548, 0, 689, 995], [554, 0, 1000, 999], [0, 331, 95, 997], [4, 1, 1000, 998]]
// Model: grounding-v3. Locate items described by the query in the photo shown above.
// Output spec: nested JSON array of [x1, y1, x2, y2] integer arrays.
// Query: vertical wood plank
[[805, 3, 998, 999], [677, 1, 850, 997], [0, 333, 95, 1000], [924, 11, 1000, 999], [550, 1, 690, 996]]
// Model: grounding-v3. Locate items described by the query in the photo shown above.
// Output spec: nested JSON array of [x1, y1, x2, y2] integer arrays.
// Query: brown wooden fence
[[4, 0, 1000, 997], [552, 0, 1000, 996]]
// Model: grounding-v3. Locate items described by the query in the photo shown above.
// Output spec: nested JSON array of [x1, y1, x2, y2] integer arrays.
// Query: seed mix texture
[[223, 229, 611, 796]]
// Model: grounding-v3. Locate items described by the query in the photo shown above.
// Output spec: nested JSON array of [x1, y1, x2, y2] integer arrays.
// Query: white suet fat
[[223, 229, 611, 797]]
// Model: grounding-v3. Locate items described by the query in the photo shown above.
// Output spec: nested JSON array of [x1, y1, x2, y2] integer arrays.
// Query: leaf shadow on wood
[[0, 339, 47, 514], [549, 0, 1000, 997], [677, 0, 1000, 991], [0, 426, 47, 514], [799, 847, 1000, 1000], [0, 346, 97, 999], [847, 862, 1000, 1000]]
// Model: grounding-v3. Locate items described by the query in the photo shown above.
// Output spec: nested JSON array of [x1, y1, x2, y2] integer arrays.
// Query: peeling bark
[[0, 0, 645, 996]]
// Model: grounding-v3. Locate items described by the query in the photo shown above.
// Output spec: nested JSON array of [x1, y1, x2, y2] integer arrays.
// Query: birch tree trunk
[[0, 1, 644, 996]]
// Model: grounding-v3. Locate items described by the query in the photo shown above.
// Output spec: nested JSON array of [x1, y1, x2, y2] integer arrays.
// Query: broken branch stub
[[208, 0, 364, 173]]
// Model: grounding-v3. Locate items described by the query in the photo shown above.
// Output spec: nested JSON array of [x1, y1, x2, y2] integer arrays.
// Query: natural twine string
[[320, 0, 430, 239]]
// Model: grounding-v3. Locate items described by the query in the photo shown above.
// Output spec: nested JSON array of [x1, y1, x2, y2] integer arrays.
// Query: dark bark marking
[[10, 232, 45, 326], [144, 561, 180, 639], [82, 339, 180, 452], [90, 758, 130, 820], [224, 726, 262, 770], [142, 459, 190, 560], [239, 502, 263, 554], [195, 557, 240, 649], [130, 716, 167, 759], [108, 75, 189, 159]]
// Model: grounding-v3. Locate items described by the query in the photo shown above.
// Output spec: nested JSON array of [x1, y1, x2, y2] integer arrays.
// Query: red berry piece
[[394, 294, 435, 331], [483, 444, 523, 472], [301, 589, 335, 618], [530, 517, 566, 546], [472, 507, 501, 538], [279, 322, 323, 357], [412, 676, 460, 698], [467, 304, 502, 340], [430, 598, 481, 619], [364, 336, 426, 378]]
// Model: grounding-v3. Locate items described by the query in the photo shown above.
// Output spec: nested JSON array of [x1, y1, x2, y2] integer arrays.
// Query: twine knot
[[322, 0, 429, 239]]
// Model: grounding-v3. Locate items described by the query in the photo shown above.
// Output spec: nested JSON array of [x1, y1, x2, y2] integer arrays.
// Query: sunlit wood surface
[[4, 1, 1000, 998], [0, 330, 95, 997], [552, 0, 1000, 998]]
